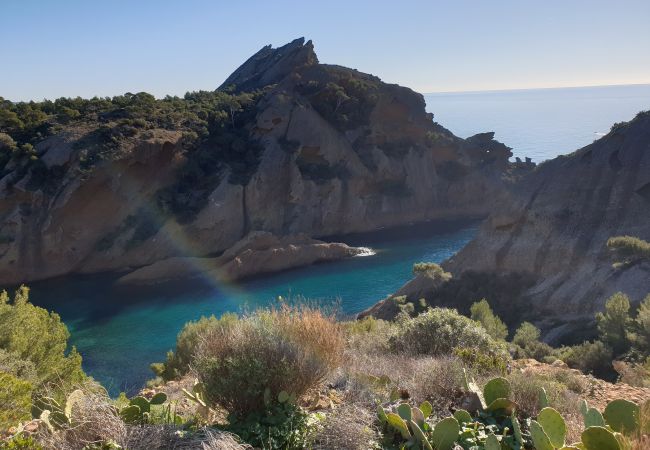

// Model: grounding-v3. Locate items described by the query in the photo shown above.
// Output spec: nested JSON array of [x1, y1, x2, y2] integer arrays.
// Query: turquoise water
[[425, 84, 650, 162], [27, 84, 650, 395], [30, 221, 478, 395]]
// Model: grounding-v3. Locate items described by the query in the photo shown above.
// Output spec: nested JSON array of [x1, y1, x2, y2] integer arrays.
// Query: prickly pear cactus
[[149, 392, 167, 405], [386, 412, 411, 439], [538, 407, 567, 448], [64, 389, 85, 418], [397, 403, 412, 421], [511, 411, 524, 445], [580, 399, 605, 428], [530, 420, 554, 450], [419, 400, 433, 418], [485, 433, 501, 450], [431, 417, 460, 450], [454, 409, 472, 424], [581, 426, 621, 450], [483, 377, 511, 406], [538, 386, 549, 409], [409, 420, 433, 450], [603, 399, 639, 435], [129, 396, 150, 414], [411, 406, 425, 427]]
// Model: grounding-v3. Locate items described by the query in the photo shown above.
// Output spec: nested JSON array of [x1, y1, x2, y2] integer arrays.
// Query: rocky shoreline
[[115, 231, 368, 286]]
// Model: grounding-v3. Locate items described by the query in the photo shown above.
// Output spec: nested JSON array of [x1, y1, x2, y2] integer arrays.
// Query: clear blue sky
[[2, 0, 649, 101]]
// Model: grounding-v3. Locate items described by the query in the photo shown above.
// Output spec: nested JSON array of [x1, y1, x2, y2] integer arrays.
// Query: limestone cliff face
[[445, 111, 650, 333], [0, 38, 514, 284]]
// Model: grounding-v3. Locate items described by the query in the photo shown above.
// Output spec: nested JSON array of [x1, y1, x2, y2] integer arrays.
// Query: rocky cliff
[[0, 38, 515, 285], [444, 111, 650, 339]]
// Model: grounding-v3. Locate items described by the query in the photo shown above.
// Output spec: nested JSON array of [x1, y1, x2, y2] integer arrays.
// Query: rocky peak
[[219, 37, 318, 92]]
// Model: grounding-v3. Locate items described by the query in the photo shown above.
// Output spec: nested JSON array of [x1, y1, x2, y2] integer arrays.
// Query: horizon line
[[423, 82, 650, 96]]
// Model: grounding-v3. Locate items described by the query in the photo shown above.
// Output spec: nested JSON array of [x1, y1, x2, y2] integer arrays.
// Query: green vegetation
[[378, 374, 649, 450], [150, 313, 238, 382], [193, 304, 344, 417], [296, 67, 379, 131], [470, 299, 509, 341], [0, 89, 265, 223], [412, 262, 450, 278], [0, 287, 84, 430], [389, 307, 506, 358], [607, 235, 650, 264], [2, 289, 650, 449]]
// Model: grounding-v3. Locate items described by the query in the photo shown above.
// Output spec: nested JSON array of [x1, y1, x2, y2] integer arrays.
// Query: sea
[[28, 84, 650, 394]]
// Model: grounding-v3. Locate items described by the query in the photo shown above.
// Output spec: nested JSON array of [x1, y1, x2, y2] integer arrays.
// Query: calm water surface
[[28, 84, 650, 394]]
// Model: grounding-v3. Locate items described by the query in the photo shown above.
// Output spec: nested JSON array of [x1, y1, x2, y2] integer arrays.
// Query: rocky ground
[[512, 359, 650, 411]]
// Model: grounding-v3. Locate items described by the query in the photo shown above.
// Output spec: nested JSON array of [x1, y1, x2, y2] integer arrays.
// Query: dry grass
[[505, 371, 583, 418], [309, 404, 378, 450], [35, 381, 127, 450], [194, 304, 344, 416], [338, 350, 471, 416]]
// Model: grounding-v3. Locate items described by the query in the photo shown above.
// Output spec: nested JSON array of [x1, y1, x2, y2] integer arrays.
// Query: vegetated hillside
[[0, 38, 521, 285], [444, 111, 650, 340]]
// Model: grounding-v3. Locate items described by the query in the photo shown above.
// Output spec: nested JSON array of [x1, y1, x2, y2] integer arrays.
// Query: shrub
[[152, 313, 238, 381], [630, 294, 650, 355], [512, 321, 540, 348], [470, 299, 508, 341], [511, 321, 557, 361], [596, 291, 632, 355], [0, 372, 32, 430], [412, 262, 449, 278], [607, 235, 650, 262], [389, 307, 506, 357], [560, 340, 614, 379], [194, 304, 344, 417], [0, 286, 84, 389]]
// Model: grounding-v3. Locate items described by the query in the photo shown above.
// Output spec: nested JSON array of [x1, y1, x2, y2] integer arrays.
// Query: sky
[[1, 0, 649, 101]]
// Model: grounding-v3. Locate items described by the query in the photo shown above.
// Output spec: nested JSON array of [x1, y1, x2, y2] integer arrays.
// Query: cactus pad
[[485, 433, 501, 450], [409, 420, 433, 450], [454, 409, 472, 424], [431, 417, 460, 450], [386, 412, 411, 439], [397, 403, 412, 421], [581, 426, 621, 450], [603, 399, 639, 434], [483, 377, 511, 406], [150, 392, 167, 405], [420, 400, 433, 418], [530, 419, 554, 450], [538, 407, 567, 448]]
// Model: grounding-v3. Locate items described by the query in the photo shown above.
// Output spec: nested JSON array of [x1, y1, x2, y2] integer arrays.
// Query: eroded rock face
[[445, 111, 650, 333], [0, 38, 516, 285]]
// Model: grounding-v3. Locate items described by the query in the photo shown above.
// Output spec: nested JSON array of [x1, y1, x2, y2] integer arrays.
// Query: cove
[[27, 219, 478, 395]]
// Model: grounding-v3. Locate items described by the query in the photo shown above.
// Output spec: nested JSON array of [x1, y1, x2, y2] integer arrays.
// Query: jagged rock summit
[[219, 37, 318, 92], [0, 38, 517, 285]]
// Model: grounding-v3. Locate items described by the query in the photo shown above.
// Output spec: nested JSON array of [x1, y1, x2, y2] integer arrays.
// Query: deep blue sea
[[29, 84, 650, 394]]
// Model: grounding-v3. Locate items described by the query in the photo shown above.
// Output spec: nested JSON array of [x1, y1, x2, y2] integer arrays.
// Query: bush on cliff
[[193, 304, 344, 417], [151, 313, 238, 382], [389, 307, 506, 358], [0, 286, 84, 389], [607, 235, 650, 264], [470, 298, 509, 340]]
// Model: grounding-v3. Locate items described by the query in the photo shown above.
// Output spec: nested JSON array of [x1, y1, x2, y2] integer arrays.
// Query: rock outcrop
[[444, 111, 650, 338], [0, 38, 516, 285], [115, 231, 366, 286]]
